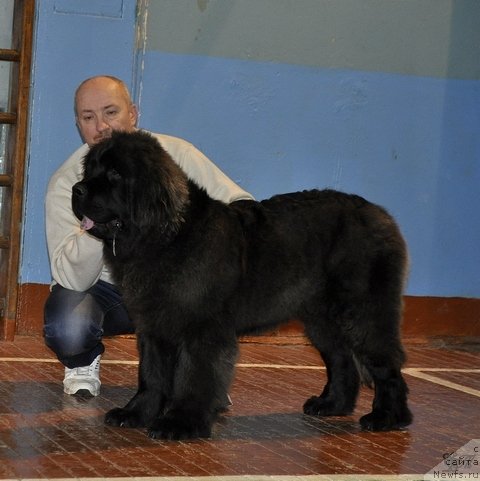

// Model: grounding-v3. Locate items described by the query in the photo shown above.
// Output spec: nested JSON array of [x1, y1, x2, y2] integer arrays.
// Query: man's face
[[75, 78, 138, 146]]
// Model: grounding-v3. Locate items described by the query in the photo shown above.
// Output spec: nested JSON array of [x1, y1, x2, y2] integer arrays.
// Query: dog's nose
[[72, 183, 87, 197]]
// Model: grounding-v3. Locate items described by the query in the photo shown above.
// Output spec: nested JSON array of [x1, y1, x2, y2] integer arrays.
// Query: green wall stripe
[[146, 0, 480, 80]]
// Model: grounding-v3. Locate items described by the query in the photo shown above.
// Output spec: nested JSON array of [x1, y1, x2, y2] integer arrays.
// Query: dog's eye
[[108, 169, 122, 181]]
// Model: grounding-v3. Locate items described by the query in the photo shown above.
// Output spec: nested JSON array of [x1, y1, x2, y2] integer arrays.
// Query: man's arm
[[45, 148, 107, 291], [153, 133, 254, 204]]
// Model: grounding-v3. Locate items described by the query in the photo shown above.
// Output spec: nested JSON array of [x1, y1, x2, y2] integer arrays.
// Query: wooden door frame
[[0, 0, 35, 340]]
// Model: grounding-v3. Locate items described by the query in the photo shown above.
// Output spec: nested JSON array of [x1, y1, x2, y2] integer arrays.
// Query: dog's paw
[[104, 407, 144, 428], [360, 408, 413, 431], [303, 395, 354, 417], [148, 412, 212, 440]]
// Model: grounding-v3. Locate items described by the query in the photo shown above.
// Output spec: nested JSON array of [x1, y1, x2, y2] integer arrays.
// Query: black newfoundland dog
[[72, 130, 412, 440]]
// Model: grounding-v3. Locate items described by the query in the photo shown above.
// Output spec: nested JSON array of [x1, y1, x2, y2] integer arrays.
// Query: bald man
[[44, 76, 253, 397]]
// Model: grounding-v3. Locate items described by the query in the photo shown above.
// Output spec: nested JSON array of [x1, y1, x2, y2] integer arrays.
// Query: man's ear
[[75, 117, 87, 144], [129, 104, 139, 128]]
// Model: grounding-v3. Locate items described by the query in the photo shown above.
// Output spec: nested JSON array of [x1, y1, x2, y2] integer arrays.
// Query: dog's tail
[[352, 353, 374, 388]]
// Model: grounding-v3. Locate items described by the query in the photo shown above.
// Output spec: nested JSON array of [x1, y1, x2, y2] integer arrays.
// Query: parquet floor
[[0, 336, 479, 481]]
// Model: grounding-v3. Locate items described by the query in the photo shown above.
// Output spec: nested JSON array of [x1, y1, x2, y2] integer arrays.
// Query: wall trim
[[15, 283, 480, 344]]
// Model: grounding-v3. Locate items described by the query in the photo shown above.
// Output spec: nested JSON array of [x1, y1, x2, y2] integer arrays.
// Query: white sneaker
[[63, 354, 101, 396]]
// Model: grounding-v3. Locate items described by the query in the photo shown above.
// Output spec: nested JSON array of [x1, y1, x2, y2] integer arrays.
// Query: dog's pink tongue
[[81, 216, 94, 231]]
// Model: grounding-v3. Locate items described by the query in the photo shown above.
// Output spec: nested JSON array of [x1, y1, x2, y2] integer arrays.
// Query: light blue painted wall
[[135, 0, 480, 298], [137, 53, 480, 298], [21, 0, 480, 300], [21, 0, 137, 283]]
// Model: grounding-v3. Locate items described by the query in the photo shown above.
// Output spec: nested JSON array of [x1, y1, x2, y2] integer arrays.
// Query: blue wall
[[21, 0, 480, 299], [22, 0, 137, 282], [138, 55, 480, 298]]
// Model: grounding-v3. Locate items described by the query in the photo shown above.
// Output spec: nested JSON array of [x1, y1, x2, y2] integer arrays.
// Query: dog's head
[[72, 130, 189, 250]]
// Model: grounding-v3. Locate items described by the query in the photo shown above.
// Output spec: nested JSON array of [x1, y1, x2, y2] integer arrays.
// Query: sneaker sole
[[64, 383, 100, 397]]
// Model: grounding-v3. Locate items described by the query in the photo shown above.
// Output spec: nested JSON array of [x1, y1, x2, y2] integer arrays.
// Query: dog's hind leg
[[354, 339, 412, 431], [345, 295, 412, 431], [353, 239, 412, 430], [359, 366, 411, 431], [353, 290, 412, 429], [303, 343, 360, 417]]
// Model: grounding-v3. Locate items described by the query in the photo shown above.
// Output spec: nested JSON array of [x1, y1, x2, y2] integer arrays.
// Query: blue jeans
[[44, 280, 135, 368]]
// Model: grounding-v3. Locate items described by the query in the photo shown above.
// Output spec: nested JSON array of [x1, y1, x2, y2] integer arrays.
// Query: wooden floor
[[0, 336, 479, 481]]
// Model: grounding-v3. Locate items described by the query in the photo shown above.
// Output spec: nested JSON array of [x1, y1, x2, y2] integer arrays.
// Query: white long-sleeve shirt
[[45, 131, 254, 291]]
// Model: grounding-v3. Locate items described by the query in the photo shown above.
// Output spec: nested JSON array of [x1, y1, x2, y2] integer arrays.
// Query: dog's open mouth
[[81, 216, 123, 232]]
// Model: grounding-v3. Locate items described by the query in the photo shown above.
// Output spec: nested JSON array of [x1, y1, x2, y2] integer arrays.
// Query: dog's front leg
[[105, 333, 174, 429], [148, 333, 238, 440]]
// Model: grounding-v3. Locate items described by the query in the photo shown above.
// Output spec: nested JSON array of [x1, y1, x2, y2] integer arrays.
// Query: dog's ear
[[128, 147, 190, 239]]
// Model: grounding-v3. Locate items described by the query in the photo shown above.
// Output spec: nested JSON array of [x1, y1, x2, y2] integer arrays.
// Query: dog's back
[[228, 188, 407, 338]]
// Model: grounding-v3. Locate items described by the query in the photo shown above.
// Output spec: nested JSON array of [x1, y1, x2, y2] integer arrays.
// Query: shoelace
[[70, 358, 100, 377]]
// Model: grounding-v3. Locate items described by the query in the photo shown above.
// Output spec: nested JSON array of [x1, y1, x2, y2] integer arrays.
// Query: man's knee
[[44, 285, 103, 358]]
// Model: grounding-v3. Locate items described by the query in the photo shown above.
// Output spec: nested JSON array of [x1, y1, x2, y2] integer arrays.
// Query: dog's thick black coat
[[72, 130, 412, 440]]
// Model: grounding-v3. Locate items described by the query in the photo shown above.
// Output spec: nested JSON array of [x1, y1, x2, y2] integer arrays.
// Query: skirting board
[[14, 283, 480, 344]]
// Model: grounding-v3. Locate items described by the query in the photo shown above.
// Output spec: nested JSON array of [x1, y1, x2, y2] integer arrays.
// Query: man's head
[[74, 76, 138, 146]]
